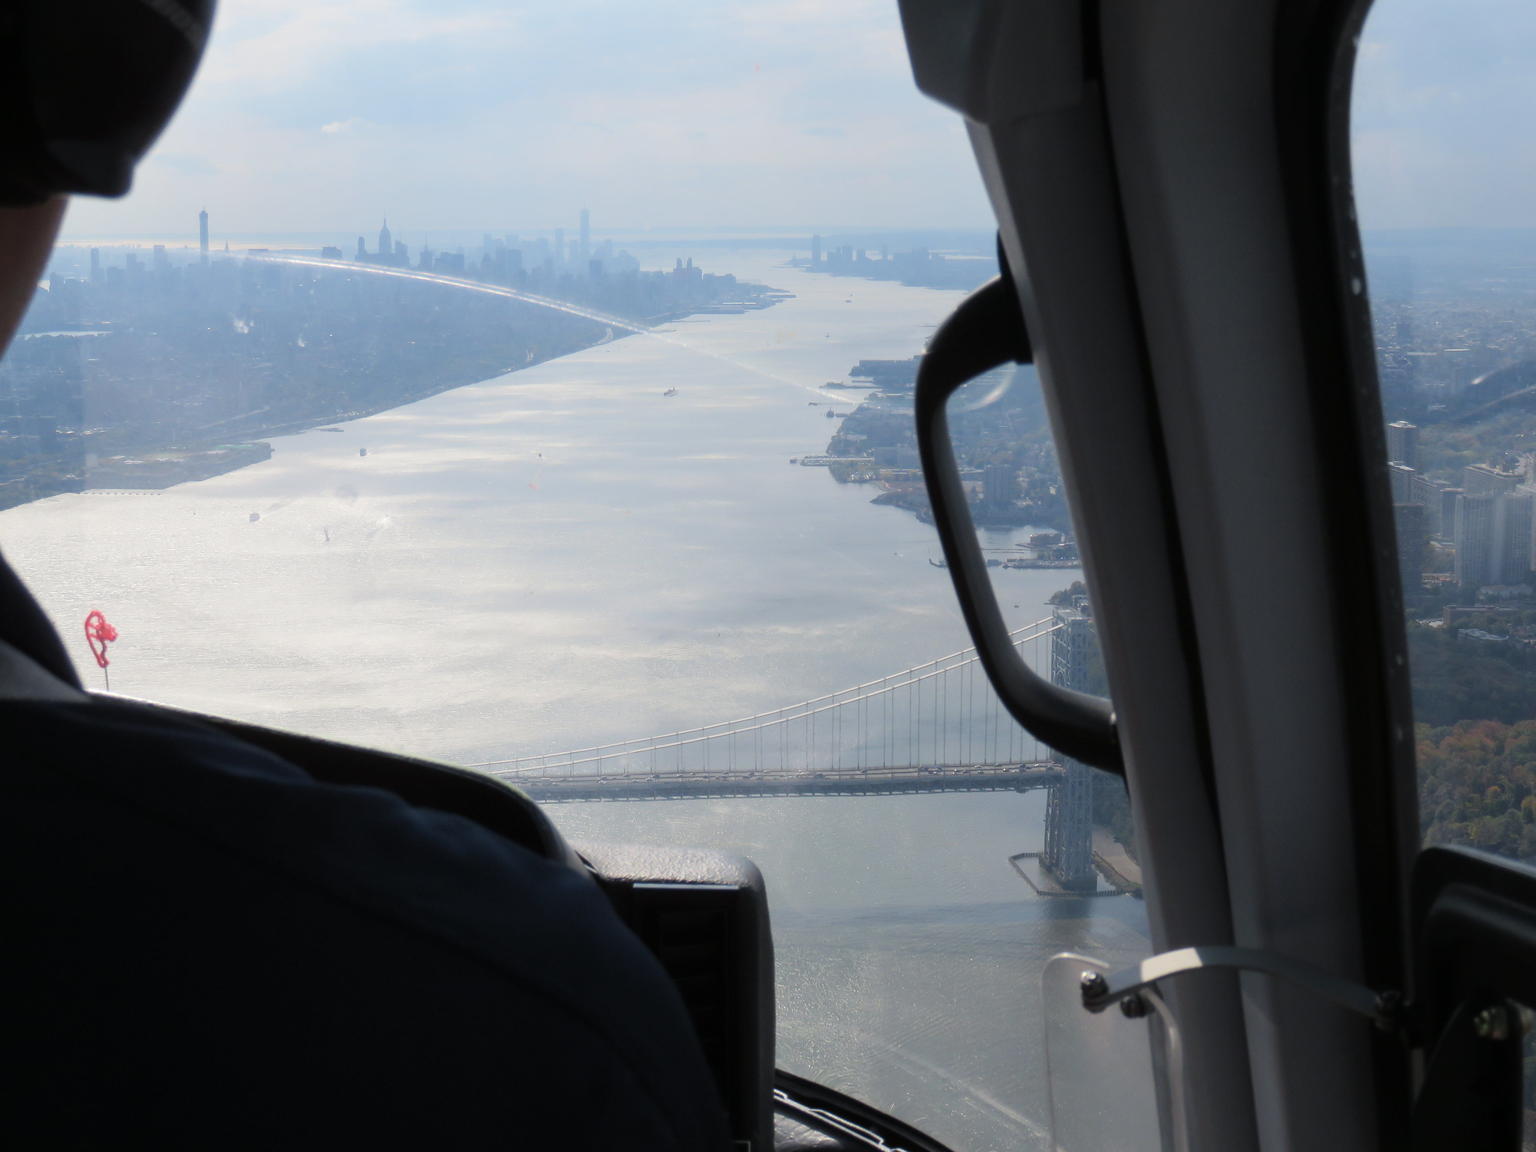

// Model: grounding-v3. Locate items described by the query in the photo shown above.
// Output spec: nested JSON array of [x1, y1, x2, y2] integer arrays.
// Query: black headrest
[[1, 0, 215, 205], [0, 553, 80, 687]]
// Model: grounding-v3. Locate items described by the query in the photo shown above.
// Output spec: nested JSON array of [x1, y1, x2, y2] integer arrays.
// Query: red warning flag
[[84, 610, 118, 669]]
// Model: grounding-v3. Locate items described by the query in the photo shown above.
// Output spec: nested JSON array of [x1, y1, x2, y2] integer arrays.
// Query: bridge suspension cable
[[469, 617, 1059, 783]]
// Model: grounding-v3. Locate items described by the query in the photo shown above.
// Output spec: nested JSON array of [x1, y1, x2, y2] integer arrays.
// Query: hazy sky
[[62, 0, 992, 240], [1354, 0, 1536, 231], [58, 0, 1536, 241]]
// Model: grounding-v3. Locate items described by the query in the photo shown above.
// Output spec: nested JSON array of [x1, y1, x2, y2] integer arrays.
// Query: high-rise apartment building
[[1440, 487, 1464, 541], [1386, 420, 1418, 468], [1455, 493, 1498, 588], [1504, 492, 1535, 586], [983, 463, 1017, 507], [1455, 490, 1536, 590], [1520, 483, 1536, 575], [1409, 473, 1445, 536], [1393, 502, 1425, 592], [1464, 462, 1522, 495], [198, 208, 208, 260]]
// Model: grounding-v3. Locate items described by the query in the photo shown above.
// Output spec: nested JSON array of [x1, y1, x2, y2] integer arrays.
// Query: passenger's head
[[0, 200, 66, 353], [0, 0, 215, 349]]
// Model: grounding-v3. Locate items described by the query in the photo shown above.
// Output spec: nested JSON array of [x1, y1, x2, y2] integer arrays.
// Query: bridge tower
[[1041, 600, 1099, 892]]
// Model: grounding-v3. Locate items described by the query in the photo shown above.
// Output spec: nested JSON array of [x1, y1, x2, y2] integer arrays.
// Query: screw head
[[1372, 989, 1405, 1034], [1079, 970, 1111, 1010], [1120, 994, 1151, 1019], [1473, 1005, 1510, 1042]]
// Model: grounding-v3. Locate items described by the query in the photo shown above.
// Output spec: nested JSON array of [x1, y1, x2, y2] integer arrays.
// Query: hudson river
[[0, 252, 1150, 1150]]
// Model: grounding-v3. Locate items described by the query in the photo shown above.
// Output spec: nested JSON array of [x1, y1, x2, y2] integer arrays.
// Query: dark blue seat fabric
[[6, 695, 730, 1149]]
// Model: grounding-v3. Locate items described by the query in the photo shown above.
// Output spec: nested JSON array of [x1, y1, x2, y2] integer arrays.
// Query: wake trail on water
[[810, 1018, 1053, 1149], [251, 254, 819, 396]]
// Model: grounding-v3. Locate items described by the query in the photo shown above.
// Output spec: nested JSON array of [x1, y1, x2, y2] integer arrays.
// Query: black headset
[[2, 0, 215, 206]]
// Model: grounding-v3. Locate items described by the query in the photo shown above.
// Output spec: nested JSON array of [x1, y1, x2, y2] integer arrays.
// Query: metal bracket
[[1080, 945, 1404, 1034]]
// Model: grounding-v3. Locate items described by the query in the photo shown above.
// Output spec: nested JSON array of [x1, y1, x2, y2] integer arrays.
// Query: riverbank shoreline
[[4, 277, 795, 509], [84, 441, 275, 491]]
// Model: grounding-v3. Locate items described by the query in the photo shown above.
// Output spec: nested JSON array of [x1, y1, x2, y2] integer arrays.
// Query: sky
[[58, 0, 1536, 242], [1354, 0, 1536, 231], [61, 0, 994, 241]]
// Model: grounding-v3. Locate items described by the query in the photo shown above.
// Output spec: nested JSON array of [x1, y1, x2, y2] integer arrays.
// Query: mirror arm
[[915, 275, 1122, 773]]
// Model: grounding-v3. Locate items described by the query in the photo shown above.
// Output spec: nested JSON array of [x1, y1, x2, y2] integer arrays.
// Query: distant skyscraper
[[811, 234, 822, 265], [89, 247, 101, 282], [357, 236, 366, 259], [378, 219, 392, 261], [198, 208, 209, 260], [1386, 420, 1417, 468], [152, 244, 168, 272], [579, 209, 590, 260], [554, 228, 565, 266]]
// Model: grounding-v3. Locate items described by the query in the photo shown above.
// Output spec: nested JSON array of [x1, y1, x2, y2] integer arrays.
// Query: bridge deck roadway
[[515, 762, 1064, 803]]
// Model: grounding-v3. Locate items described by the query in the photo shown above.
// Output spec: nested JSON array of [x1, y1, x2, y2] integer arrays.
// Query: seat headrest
[[0, 554, 80, 688]]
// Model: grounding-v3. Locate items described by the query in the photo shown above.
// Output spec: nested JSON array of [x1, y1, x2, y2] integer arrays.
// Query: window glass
[[0, 2, 1149, 1146], [1355, 0, 1536, 865]]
